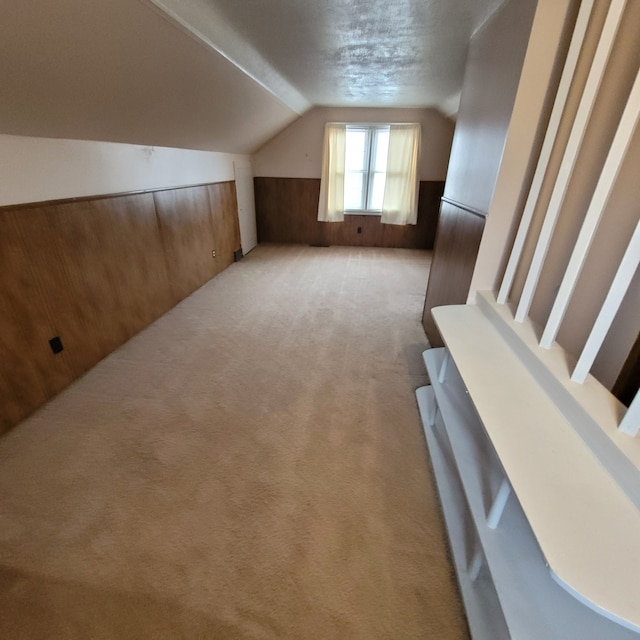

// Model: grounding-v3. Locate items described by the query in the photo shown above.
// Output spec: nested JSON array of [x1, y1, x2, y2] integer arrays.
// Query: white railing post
[[497, 0, 595, 305], [514, 0, 627, 323], [540, 68, 640, 349], [572, 218, 640, 384]]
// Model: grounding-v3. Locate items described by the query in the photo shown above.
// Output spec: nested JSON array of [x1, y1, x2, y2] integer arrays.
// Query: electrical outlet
[[212, 250, 216, 258], [49, 336, 64, 354]]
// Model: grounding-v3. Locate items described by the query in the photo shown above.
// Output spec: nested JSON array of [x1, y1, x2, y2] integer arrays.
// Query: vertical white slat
[[497, 0, 595, 305], [540, 67, 640, 348], [514, 0, 627, 323], [486, 478, 511, 529], [438, 349, 450, 383], [572, 218, 640, 383], [468, 548, 484, 583], [619, 390, 640, 437]]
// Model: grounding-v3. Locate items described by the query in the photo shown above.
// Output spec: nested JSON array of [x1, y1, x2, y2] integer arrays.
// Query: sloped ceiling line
[[0, 0, 510, 153], [143, 0, 509, 112], [141, 0, 311, 114]]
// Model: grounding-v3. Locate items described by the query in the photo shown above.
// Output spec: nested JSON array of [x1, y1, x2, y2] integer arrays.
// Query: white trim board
[[417, 348, 640, 638], [430, 302, 640, 632]]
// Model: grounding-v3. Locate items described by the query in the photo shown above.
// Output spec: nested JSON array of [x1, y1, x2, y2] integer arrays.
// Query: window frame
[[344, 124, 390, 215]]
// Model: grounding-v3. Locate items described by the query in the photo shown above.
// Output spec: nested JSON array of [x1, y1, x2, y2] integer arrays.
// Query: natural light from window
[[317, 121, 420, 225], [344, 125, 390, 212]]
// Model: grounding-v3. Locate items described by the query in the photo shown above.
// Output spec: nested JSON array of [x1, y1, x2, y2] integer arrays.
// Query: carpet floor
[[0, 244, 468, 639]]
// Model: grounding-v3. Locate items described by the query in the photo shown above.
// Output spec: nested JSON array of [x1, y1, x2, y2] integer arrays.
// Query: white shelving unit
[[417, 347, 640, 640]]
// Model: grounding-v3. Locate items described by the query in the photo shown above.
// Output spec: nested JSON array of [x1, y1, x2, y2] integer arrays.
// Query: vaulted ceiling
[[0, 0, 507, 153]]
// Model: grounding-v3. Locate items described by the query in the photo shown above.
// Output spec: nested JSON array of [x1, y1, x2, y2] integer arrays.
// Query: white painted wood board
[[430, 306, 640, 632], [416, 386, 510, 640]]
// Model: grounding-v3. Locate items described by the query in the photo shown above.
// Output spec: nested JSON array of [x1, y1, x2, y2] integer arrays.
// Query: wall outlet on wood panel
[[49, 336, 64, 354], [1, 180, 240, 436]]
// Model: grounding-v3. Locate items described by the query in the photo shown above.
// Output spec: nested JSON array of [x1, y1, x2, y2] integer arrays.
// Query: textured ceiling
[[149, 0, 508, 112], [0, 0, 508, 153]]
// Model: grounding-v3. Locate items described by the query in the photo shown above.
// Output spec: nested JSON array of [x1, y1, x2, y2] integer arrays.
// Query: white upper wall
[[0, 135, 249, 207], [252, 107, 455, 181]]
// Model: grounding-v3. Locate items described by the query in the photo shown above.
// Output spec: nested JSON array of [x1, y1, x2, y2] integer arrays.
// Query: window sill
[[344, 210, 382, 216]]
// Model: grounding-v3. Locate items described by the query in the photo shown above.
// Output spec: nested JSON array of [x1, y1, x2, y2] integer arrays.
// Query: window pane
[[374, 130, 389, 172], [370, 172, 386, 211], [344, 171, 364, 210], [345, 130, 366, 171]]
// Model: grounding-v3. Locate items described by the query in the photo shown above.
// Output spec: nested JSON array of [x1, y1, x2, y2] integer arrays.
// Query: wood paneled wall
[[254, 178, 444, 249], [422, 199, 486, 347], [208, 182, 242, 271], [0, 181, 240, 435]]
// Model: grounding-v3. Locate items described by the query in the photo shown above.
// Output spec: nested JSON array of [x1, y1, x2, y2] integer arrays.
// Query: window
[[318, 122, 421, 225], [344, 125, 389, 212]]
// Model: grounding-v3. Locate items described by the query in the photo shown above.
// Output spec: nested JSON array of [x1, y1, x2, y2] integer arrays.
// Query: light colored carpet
[[0, 244, 468, 639]]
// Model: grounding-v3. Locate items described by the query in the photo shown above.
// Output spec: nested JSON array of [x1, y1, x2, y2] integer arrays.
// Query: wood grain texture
[[87, 194, 174, 343], [154, 186, 218, 304], [0, 210, 71, 432], [37, 195, 173, 374], [1, 181, 240, 435], [208, 181, 241, 273], [422, 201, 486, 347], [254, 178, 443, 249], [10, 204, 107, 383]]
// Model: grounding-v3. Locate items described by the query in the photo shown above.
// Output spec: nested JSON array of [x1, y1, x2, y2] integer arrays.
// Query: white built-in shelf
[[416, 385, 510, 640], [431, 303, 640, 633], [417, 340, 640, 640], [475, 291, 640, 489], [417, 347, 640, 639]]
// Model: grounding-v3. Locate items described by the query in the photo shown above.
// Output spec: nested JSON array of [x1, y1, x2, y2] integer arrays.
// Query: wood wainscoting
[[254, 177, 444, 249], [422, 198, 486, 347], [0, 181, 240, 435]]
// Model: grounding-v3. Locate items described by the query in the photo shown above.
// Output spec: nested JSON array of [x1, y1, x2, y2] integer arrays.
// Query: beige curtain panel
[[381, 124, 421, 226], [317, 123, 346, 222], [318, 121, 421, 225]]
